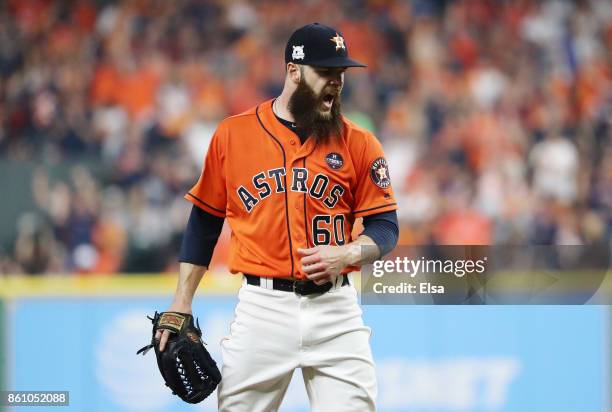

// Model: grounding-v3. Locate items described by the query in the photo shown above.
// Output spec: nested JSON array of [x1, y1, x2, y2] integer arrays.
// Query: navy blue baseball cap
[[284, 23, 367, 68]]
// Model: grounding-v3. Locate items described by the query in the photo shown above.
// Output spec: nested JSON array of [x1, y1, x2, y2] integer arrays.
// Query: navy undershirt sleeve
[[361, 210, 399, 258], [179, 205, 224, 267]]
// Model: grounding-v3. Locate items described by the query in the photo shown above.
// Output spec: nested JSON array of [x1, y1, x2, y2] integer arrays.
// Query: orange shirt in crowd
[[433, 209, 493, 245]]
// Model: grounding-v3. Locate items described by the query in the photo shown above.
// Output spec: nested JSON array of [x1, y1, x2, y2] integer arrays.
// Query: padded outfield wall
[[0, 274, 609, 412], [0, 299, 4, 412]]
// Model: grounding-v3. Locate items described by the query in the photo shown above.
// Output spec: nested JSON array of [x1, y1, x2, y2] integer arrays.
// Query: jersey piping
[[354, 203, 398, 215], [186, 192, 226, 216], [255, 102, 296, 276], [302, 157, 311, 247]]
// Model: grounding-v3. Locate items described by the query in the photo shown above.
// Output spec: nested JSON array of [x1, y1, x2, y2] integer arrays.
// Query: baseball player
[[157, 23, 399, 411]]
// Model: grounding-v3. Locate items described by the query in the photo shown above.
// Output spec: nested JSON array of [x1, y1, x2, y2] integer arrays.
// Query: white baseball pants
[[217, 276, 377, 411]]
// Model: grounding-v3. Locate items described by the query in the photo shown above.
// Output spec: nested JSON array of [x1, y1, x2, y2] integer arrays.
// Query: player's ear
[[287, 63, 301, 84]]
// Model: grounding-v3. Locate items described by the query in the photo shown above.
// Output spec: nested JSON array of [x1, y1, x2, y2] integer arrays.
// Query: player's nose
[[328, 79, 343, 92]]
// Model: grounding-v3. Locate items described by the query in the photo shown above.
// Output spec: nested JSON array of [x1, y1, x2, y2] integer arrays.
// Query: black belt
[[244, 274, 349, 296]]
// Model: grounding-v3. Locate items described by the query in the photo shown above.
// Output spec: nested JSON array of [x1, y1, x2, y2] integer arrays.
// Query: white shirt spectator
[[529, 135, 579, 204]]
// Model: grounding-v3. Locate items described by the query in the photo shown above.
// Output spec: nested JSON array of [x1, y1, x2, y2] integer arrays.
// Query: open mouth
[[321, 93, 334, 110]]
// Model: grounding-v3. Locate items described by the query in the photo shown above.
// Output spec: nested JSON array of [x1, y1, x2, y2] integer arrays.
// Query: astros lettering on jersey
[[186, 99, 397, 279]]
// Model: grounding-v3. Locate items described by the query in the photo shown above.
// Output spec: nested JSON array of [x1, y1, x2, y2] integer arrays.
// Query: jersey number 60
[[312, 215, 346, 246]]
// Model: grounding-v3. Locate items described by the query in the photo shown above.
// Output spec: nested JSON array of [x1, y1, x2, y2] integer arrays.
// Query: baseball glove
[[137, 311, 221, 404]]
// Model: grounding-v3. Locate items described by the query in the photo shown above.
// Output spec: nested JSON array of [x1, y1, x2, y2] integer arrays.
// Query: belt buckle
[[293, 280, 309, 295]]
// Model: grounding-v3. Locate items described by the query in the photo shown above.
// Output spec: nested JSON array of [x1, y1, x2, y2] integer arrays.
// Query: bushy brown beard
[[287, 79, 344, 145]]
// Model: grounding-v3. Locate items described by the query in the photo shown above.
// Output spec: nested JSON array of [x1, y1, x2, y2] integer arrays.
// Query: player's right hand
[[298, 245, 349, 285], [156, 303, 193, 352]]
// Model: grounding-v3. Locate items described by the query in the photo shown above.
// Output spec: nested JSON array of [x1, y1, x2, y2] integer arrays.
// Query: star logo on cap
[[330, 33, 345, 51]]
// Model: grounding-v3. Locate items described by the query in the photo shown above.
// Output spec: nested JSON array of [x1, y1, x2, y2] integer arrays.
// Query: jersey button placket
[[294, 197, 304, 240], [289, 195, 305, 246], [287, 145, 309, 262]]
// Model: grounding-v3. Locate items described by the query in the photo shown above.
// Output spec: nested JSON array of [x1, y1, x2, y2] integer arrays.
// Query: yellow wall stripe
[[0, 274, 242, 298]]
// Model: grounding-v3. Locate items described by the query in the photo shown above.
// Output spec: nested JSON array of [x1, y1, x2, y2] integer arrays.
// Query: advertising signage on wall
[[4, 297, 606, 412]]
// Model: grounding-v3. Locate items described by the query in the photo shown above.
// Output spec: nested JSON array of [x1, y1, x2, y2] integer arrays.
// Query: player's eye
[[316, 69, 344, 77]]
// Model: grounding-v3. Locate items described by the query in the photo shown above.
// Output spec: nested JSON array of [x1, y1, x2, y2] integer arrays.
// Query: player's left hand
[[298, 245, 349, 285]]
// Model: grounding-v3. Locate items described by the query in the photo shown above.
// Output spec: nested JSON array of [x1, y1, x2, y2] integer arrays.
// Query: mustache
[[320, 87, 341, 98]]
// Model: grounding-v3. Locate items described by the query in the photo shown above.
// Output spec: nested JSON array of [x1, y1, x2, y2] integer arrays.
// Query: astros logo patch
[[330, 33, 345, 51], [325, 152, 344, 170], [370, 157, 391, 188]]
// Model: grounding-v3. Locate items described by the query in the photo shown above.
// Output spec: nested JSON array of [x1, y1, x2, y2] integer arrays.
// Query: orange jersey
[[186, 99, 397, 278]]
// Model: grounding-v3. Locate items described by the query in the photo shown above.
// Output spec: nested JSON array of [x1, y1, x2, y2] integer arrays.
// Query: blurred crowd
[[0, 0, 610, 275]]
